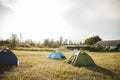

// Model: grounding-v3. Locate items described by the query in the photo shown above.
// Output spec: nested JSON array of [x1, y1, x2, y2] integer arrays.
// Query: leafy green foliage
[[8, 34, 19, 49], [84, 35, 102, 45], [0, 34, 102, 48], [89, 45, 118, 52], [89, 45, 104, 52], [0, 40, 9, 48]]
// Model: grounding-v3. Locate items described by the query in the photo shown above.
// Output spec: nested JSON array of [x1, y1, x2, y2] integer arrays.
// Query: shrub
[[89, 45, 104, 52]]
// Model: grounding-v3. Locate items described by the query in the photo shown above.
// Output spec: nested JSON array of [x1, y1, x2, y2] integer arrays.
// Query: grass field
[[0, 49, 120, 80]]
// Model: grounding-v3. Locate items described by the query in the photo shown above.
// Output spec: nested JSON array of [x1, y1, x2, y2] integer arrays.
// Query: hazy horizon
[[0, 0, 120, 42]]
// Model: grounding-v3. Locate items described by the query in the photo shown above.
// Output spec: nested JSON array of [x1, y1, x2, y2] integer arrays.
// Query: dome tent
[[48, 51, 66, 59], [0, 48, 18, 66], [68, 51, 95, 66]]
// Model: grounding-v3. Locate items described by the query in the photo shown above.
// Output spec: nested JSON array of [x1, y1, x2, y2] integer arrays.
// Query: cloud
[[62, 0, 120, 40], [0, 0, 14, 35], [0, 0, 120, 41]]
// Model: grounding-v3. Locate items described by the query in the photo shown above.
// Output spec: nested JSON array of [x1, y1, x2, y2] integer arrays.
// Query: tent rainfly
[[68, 51, 95, 66], [0, 48, 18, 66], [48, 51, 66, 59]]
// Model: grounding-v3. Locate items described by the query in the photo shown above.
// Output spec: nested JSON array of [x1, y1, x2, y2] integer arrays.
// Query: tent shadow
[[79, 65, 116, 78], [49, 58, 66, 61], [0, 65, 14, 74]]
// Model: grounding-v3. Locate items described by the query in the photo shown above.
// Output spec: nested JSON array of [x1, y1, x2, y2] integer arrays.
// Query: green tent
[[68, 51, 95, 66]]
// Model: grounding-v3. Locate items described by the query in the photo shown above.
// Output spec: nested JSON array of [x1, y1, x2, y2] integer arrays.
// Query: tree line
[[0, 34, 102, 49]]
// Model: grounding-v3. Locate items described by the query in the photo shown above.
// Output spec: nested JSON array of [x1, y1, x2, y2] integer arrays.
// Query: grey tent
[[0, 48, 18, 66]]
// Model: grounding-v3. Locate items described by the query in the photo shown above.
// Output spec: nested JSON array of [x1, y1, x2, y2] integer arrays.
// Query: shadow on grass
[[0, 65, 14, 74], [0, 65, 16, 79], [48, 58, 66, 61], [85, 65, 114, 75], [79, 65, 118, 79], [47, 57, 67, 61]]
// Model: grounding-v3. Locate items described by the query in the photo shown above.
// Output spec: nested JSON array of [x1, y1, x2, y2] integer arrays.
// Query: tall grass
[[0, 50, 120, 80]]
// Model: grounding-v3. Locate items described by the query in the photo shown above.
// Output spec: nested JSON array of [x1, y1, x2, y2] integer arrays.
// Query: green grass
[[0, 50, 120, 80], [14, 47, 58, 51]]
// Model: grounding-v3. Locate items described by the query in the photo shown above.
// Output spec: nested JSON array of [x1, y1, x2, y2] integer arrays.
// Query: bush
[[89, 45, 104, 52], [89, 45, 119, 52], [89, 46, 97, 51], [0, 46, 8, 49]]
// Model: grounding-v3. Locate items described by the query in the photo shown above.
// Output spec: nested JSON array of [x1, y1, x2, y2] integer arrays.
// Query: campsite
[[0, 48, 120, 80], [0, 0, 120, 79]]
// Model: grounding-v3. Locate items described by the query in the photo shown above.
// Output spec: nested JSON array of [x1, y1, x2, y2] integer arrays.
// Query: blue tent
[[48, 51, 66, 59], [0, 48, 18, 66]]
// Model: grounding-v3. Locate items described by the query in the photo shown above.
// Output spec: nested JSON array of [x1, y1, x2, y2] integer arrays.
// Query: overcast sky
[[0, 0, 120, 42]]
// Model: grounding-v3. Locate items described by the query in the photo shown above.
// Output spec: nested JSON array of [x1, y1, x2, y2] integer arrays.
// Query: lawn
[[0, 50, 120, 80]]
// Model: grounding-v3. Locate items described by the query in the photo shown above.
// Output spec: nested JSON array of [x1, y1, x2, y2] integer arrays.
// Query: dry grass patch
[[0, 50, 120, 80]]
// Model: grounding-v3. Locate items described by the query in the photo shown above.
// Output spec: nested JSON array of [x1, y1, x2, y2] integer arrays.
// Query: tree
[[68, 40, 73, 45], [59, 36, 63, 46], [24, 39, 36, 47], [63, 39, 68, 45], [43, 39, 49, 47], [84, 35, 102, 45], [52, 41, 60, 48], [9, 34, 19, 49], [79, 41, 83, 45], [49, 39, 54, 48], [36, 42, 42, 48]]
